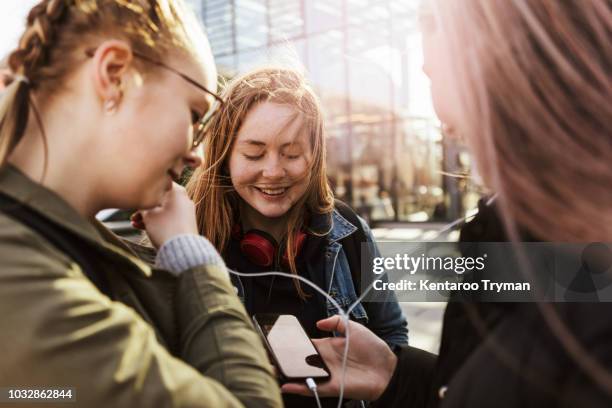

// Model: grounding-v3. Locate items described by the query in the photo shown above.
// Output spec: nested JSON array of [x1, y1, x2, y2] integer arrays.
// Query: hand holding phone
[[280, 315, 398, 401]]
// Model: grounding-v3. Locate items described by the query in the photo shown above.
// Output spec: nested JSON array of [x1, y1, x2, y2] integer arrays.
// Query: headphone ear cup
[[240, 229, 278, 267], [281, 230, 307, 267]]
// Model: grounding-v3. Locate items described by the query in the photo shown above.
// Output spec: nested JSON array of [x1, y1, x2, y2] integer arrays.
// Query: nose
[[183, 148, 202, 171], [262, 155, 285, 179]]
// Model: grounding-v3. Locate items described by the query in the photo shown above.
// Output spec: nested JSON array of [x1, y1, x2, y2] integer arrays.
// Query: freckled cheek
[[287, 160, 311, 180], [229, 161, 258, 188]]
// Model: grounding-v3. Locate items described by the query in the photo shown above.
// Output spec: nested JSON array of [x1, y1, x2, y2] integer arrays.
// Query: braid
[[8, 0, 71, 81], [0, 0, 206, 170], [0, 0, 70, 169]]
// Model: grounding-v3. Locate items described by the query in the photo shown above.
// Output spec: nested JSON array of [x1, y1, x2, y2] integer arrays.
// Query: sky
[[0, 1, 39, 62], [0, 1, 199, 61]]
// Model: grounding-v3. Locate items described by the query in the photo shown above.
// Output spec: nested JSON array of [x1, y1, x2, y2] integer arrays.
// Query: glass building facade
[[187, 0, 477, 223]]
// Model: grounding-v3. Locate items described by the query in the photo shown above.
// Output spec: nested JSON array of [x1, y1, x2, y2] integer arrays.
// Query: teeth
[[257, 187, 287, 196]]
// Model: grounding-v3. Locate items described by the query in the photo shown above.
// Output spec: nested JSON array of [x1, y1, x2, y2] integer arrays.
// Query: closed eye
[[282, 149, 303, 160]]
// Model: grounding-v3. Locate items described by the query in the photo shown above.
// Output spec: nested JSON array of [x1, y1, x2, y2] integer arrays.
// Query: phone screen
[[254, 314, 330, 380]]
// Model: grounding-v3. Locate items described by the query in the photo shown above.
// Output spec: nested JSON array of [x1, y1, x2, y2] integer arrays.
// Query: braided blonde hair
[[0, 0, 205, 168]]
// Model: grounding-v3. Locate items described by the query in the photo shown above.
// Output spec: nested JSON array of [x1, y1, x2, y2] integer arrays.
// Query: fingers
[[312, 339, 348, 370], [130, 184, 182, 231], [280, 383, 312, 397], [281, 381, 339, 398], [312, 337, 346, 353], [316, 315, 348, 334], [130, 211, 145, 230]]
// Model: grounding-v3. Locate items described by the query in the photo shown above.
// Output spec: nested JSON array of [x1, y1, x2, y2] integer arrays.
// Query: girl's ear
[[89, 40, 134, 111]]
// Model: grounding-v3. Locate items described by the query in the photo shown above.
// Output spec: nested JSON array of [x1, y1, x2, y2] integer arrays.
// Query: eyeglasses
[[85, 48, 224, 149]]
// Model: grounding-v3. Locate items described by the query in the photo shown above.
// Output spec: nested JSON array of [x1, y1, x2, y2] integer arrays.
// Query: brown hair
[[186, 67, 334, 298], [0, 0, 206, 169], [431, 0, 612, 242]]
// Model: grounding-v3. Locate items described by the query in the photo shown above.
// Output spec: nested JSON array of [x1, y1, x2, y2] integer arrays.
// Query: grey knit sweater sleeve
[[155, 234, 226, 276]]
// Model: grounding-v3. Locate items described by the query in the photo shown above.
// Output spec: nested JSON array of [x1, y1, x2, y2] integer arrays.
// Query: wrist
[[150, 226, 198, 249], [370, 347, 398, 401]]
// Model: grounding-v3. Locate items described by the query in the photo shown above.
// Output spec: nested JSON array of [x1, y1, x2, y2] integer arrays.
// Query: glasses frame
[[85, 47, 224, 149]]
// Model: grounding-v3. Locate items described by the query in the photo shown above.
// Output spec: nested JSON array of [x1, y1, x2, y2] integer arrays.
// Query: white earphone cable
[[227, 203, 487, 408]]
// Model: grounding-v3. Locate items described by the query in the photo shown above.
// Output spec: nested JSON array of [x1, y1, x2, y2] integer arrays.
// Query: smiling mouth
[[254, 186, 289, 196]]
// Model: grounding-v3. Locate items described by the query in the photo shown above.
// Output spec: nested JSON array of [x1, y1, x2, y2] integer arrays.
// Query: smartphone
[[252, 314, 331, 383]]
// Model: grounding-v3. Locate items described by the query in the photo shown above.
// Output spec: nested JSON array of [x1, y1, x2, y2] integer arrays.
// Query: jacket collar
[[0, 164, 151, 276], [308, 208, 358, 243]]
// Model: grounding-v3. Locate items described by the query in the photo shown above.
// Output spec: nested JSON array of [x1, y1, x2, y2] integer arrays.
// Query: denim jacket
[[232, 208, 408, 347]]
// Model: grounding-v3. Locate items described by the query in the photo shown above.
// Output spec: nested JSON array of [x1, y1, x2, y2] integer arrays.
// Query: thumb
[[316, 315, 347, 334]]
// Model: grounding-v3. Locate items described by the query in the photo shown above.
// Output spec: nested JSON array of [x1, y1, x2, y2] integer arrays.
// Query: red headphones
[[232, 224, 307, 267]]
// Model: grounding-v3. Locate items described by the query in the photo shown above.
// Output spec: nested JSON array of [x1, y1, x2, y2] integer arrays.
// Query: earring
[[104, 99, 117, 115]]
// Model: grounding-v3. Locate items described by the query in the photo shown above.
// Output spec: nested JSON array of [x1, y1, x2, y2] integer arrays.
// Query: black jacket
[[373, 199, 612, 407]]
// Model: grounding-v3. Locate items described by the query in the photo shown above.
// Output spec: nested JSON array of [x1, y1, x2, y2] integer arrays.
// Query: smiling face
[[228, 102, 312, 220]]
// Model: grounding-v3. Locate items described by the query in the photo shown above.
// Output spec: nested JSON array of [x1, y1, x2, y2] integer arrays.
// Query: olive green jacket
[[0, 165, 282, 408]]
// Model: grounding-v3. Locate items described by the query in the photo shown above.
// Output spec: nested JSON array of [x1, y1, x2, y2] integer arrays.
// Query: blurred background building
[[0, 0, 481, 228], [185, 0, 480, 225]]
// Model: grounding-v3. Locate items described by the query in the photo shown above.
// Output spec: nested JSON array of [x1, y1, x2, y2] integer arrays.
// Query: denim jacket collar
[[308, 209, 358, 242]]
